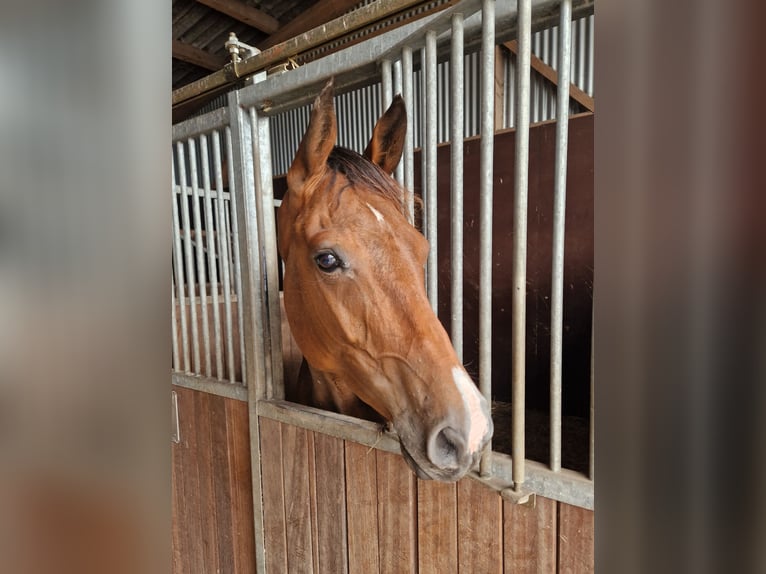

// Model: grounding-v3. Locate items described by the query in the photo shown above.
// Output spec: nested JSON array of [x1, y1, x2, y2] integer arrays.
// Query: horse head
[[278, 79, 492, 482]]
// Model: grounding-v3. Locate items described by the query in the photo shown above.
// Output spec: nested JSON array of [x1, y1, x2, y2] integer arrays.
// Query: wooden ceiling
[[172, 0, 363, 90]]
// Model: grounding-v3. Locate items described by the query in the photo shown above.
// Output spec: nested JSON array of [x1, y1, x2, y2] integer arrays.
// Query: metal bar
[[401, 46, 415, 221], [226, 127, 248, 384], [425, 30, 438, 311], [176, 141, 201, 373], [189, 138, 212, 376], [200, 134, 225, 381], [171, 272, 180, 371], [213, 130, 237, 382], [172, 107, 231, 141], [228, 91, 268, 574], [173, 185, 231, 200], [478, 0, 495, 477], [549, 0, 572, 473], [450, 12, 465, 362], [250, 106, 284, 400], [381, 59, 393, 109], [393, 59, 405, 185], [172, 153, 191, 372], [512, 0, 532, 491]]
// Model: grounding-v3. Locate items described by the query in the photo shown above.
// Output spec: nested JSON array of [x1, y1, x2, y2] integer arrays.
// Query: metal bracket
[[171, 391, 180, 443], [500, 487, 536, 507]]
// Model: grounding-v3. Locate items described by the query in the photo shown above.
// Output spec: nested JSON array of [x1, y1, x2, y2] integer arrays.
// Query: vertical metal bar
[[382, 58, 393, 109], [213, 130, 237, 383], [402, 46, 415, 221], [512, 0, 531, 491], [177, 141, 201, 373], [228, 91, 267, 574], [226, 127, 247, 384], [393, 59, 405, 185], [425, 30, 438, 312], [171, 271, 180, 371], [478, 0, 495, 477], [250, 106, 284, 400], [200, 134, 224, 380], [450, 13, 465, 362], [550, 0, 572, 473], [189, 138, 212, 376], [172, 153, 190, 372]]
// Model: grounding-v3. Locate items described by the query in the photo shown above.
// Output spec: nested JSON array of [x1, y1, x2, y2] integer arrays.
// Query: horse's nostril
[[427, 426, 467, 471]]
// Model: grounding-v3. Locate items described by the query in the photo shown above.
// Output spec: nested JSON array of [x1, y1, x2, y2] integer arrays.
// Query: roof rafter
[[196, 0, 280, 35], [172, 39, 228, 72], [258, 0, 361, 49]]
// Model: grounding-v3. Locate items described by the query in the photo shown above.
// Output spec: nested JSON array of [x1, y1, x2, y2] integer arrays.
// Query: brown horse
[[278, 79, 492, 482]]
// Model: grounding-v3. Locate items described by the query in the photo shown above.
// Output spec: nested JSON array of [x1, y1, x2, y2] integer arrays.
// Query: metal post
[[402, 46, 415, 221], [450, 12, 465, 362], [228, 91, 267, 574], [225, 127, 248, 384], [478, 0, 495, 476], [213, 130, 237, 383], [189, 138, 212, 376], [172, 153, 191, 372], [382, 58, 393, 109], [549, 0, 572, 473], [200, 134, 225, 380], [512, 0, 531, 491], [425, 30, 438, 312], [249, 106, 284, 399], [393, 59, 405, 185], [176, 141, 201, 373]]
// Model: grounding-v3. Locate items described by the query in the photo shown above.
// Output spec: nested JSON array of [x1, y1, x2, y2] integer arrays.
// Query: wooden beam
[[504, 40, 594, 112], [196, 0, 280, 35], [173, 39, 228, 71], [258, 0, 361, 50]]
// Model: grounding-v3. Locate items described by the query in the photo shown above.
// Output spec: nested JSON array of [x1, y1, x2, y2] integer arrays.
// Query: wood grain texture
[[225, 397, 255, 574], [375, 449, 417, 574], [281, 424, 315, 573], [503, 495, 557, 574], [313, 432, 349, 574], [345, 441, 380, 573], [171, 386, 256, 574], [557, 503, 594, 574], [259, 417, 288, 574], [417, 479, 458, 574], [457, 479, 502, 573]]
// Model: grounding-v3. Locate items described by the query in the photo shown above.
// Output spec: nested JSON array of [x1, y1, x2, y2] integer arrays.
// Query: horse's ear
[[363, 95, 406, 175], [286, 79, 337, 195]]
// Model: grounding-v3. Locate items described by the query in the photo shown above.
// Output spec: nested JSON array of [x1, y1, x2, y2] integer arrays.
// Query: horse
[[277, 79, 492, 482]]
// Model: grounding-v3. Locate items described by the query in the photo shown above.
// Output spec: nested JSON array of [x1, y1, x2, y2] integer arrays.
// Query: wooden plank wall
[[260, 418, 594, 573], [172, 385, 256, 574]]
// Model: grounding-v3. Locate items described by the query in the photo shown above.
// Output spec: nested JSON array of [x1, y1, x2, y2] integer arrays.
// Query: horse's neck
[[299, 361, 382, 422]]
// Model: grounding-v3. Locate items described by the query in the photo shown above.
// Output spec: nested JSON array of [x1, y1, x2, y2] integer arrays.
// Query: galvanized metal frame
[[171, 0, 594, 514]]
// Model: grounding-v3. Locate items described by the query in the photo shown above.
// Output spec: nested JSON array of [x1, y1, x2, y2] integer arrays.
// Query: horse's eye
[[315, 251, 343, 272]]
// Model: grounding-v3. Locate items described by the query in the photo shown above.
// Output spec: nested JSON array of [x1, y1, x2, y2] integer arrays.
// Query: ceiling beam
[[258, 0, 361, 50], [196, 0, 280, 35], [172, 39, 228, 72]]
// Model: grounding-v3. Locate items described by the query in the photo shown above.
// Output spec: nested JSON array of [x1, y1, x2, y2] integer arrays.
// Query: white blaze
[[366, 202, 385, 223], [451, 366, 489, 452]]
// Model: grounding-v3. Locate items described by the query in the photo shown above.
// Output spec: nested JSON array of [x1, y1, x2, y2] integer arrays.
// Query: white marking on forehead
[[451, 366, 489, 452], [365, 202, 385, 223]]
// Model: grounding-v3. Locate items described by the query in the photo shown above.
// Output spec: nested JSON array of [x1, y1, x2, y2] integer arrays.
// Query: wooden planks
[[458, 478, 503, 573], [504, 495, 557, 574], [257, 418, 595, 573], [558, 503, 594, 574], [171, 385, 255, 574], [345, 442, 381, 573], [376, 450, 417, 574], [417, 479, 458, 573]]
